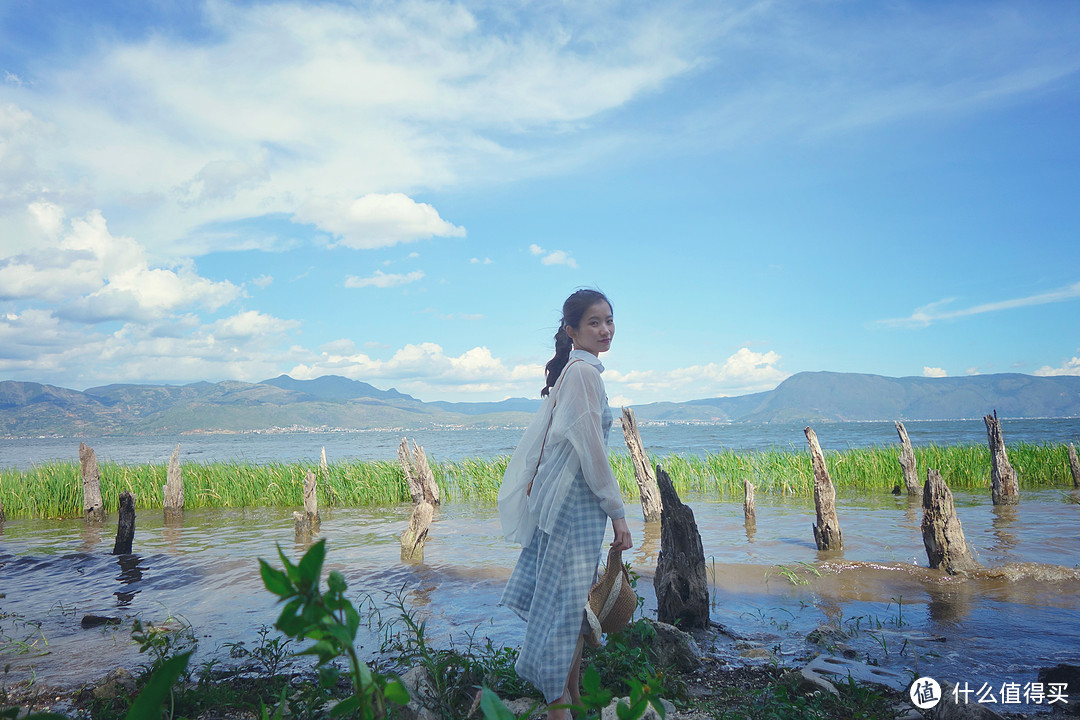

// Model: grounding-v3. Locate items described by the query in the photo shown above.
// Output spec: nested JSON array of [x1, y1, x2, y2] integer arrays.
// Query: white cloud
[[0, 203, 240, 322], [470, 257, 492, 265], [0, 2, 703, 259], [213, 310, 300, 340], [878, 281, 1080, 328], [923, 366, 947, 378], [297, 193, 465, 250], [252, 274, 274, 289], [607, 347, 787, 399], [345, 269, 425, 289], [0, 307, 304, 387], [288, 342, 545, 398], [1034, 356, 1080, 377], [529, 243, 578, 269]]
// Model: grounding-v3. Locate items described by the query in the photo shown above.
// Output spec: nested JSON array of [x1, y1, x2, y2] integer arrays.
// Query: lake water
[[4, 417, 1080, 470], [2, 418, 1080, 714]]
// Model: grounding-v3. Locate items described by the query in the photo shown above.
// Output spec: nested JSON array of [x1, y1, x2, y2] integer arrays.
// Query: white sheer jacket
[[498, 349, 625, 547]]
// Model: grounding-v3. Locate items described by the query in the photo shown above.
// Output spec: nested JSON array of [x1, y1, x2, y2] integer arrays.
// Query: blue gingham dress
[[500, 403, 612, 703]]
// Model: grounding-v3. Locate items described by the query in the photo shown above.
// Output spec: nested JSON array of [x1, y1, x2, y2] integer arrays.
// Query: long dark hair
[[541, 288, 612, 397]]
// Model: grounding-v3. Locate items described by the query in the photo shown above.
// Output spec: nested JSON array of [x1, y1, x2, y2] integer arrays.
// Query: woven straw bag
[[585, 546, 637, 645]]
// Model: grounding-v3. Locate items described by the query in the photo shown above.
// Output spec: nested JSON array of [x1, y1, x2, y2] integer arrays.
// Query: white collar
[[569, 348, 604, 373]]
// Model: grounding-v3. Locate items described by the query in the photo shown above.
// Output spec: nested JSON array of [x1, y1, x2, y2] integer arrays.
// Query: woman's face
[[566, 301, 614, 357]]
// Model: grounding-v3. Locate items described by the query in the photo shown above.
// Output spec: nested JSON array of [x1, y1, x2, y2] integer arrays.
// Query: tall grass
[[0, 442, 1073, 519]]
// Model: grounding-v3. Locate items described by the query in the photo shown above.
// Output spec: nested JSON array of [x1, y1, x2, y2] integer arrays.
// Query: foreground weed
[[259, 539, 409, 719], [224, 625, 296, 678], [765, 562, 821, 587], [379, 599, 529, 717], [712, 674, 899, 720]]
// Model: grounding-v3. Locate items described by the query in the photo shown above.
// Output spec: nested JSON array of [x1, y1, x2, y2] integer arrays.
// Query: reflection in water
[[903, 495, 920, 528], [407, 566, 439, 609], [1, 493, 1078, 705], [634, 521, 660, 567], [990, 505, 1019, 557], [926, 578, 975, 626], [744, 518, 756, 543], [163, 514, 183, 553], [82, 519, 103, 552], [115, 553, 145, 606]]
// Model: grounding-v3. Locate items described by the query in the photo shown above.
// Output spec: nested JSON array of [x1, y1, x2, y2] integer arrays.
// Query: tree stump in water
[[399, 438, 438, 562], [163, 444, 184, 520], [400, 502, 434, 563], [399, 438, 440, 506], [743, 478, 756, 522], [804, 427, 843, 551], [1068, 443, 1080, 489], [894, 421, 920, 496], [293, 470, 320, 537], [654, 464, 710, 629], [112, 491, 136, 555], [743, 478, 756, 540], [984, 411, 1019, 505], [621, 407, 662, 523], [0, 497, 5, 524], [80, 442, 105, 521], [921, 469, 980, 575]]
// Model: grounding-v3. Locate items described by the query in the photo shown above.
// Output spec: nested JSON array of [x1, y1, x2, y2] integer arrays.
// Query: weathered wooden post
[[112, 491, 135, 555], [621, 407, 662, 523], [399, 438, 440, 506], [80, 442, 105, 521], [804, 427, 843, 551], [1068, 443, 1080, 489], [293, 470, 320, 536], [320, 446, 329, 477], [163, 444, 184, 520], [894, 421, 920, 496], [399, 438, 439, 561], [743, 478, 756, 541], [654, 464, 710, 629], [743, 478, 755, 522], [921, 469, 980, 574], [984, 411, 1019, 505], [0, 495, 5, 524]]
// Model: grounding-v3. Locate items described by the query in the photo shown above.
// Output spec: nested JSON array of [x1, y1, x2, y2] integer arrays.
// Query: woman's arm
[[610, 516, 632, 551], [559, 363, 629, 527]]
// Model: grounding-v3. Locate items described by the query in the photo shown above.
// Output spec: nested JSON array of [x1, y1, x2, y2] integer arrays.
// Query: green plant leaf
[[297, 539, 327, 588], [125, 650, 192, 720], [318, 665, 341, 689], [327, 570, 347, 593], [383, 679, 410, 706], [329, 695, 361, 718], [479, 688, 518, 720], [259, 559, 293, 597], [616, 695, 648, 720]]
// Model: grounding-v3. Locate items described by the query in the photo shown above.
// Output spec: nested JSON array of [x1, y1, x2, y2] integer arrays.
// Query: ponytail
[[541, 325, 574, 397]]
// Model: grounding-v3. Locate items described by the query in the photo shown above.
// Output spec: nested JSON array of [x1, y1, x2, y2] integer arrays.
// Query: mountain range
[[1, 371, 1078, 438]]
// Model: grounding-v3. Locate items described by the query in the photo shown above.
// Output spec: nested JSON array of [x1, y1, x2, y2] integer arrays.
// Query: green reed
[[0, 442, 1074, 519]]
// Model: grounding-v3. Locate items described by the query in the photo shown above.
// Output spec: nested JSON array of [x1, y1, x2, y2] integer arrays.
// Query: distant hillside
[[1, 371, 1077, 437], [629, 372, 1080, 423]]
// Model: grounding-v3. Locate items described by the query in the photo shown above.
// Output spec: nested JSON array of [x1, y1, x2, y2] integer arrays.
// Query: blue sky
[[1, 0, 1078, 405]]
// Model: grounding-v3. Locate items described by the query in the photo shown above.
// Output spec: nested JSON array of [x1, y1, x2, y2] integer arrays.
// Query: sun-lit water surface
[[2, 488, 1078, 714]]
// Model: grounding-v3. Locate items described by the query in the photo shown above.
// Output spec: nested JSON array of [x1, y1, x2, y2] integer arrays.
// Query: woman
[[499, 289, 633, 719]]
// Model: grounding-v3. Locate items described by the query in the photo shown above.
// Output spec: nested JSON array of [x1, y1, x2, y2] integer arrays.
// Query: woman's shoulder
[[564, 355, 603, 380]]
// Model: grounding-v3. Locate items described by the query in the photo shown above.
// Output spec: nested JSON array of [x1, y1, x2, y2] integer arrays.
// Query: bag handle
[[605, 545, 624, 574], [526, 358, 584, 497]]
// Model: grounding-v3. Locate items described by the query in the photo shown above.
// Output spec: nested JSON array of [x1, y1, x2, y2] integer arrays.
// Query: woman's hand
[[610, 517, 632, 551]]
